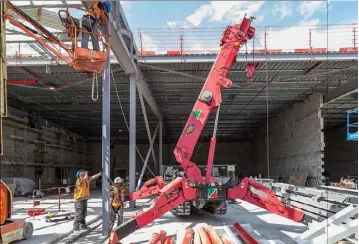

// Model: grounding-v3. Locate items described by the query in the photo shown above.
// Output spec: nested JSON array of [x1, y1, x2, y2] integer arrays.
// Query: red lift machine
[[109, 16, 304, 243], [4, 1, 109, 74]]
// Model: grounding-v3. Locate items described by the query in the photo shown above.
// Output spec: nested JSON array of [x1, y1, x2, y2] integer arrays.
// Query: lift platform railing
[[5, 1, 110, 74]]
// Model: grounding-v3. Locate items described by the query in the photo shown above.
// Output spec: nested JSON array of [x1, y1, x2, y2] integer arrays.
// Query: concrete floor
[[11, 190, 308, 244]]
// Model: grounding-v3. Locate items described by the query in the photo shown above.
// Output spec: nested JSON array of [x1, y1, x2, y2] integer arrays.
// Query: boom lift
[[4, 1, 110, 74], [0, 180, 33, 243], [109, 16, 305, 243]]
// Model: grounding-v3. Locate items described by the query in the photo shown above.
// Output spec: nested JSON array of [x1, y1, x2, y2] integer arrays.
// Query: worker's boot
[[80, 224, 90, 230], [73, 223, 80, 232]]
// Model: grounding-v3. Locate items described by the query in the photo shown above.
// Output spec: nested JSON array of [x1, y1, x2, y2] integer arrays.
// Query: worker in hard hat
[[109, 177, 128, 233], [73, 169, 102, 231], [81, 1, 111, 51]]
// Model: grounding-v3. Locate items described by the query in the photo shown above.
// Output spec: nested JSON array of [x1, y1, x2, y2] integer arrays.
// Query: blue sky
[[122, 1, 358, 29], [6, 1, 358, 55], [119, 1, 358, 53]]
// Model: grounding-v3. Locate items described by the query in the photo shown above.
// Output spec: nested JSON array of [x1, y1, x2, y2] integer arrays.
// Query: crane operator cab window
[[58, 1, 111, 74]]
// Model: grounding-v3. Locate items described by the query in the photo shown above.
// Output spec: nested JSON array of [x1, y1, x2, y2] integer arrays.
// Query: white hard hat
[[114, 177, 123, 183]]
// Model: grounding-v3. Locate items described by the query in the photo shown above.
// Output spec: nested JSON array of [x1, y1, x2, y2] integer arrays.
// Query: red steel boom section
[[173, 20, 254, 184], [109, 16, 304, 244]]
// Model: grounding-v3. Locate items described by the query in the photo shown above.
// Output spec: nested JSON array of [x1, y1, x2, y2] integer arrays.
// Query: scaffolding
[[347, 108, 358, 141]]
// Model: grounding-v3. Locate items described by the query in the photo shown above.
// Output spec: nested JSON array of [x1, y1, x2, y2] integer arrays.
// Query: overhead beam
[[6, 52, 358, 66], [323, 78, 358, 104]]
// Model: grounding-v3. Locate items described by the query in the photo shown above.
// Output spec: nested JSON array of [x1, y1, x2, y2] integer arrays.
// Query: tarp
[[1, 177, 37, 196]]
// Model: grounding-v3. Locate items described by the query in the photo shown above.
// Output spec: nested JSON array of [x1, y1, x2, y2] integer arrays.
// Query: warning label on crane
[[193, 110, 202, 120], [207, 187, 218, 199], [186, 124, 195, 134]]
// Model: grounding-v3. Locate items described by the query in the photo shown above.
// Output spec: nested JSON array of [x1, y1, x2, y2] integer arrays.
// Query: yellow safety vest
[[74, 178, 90, 200], [84, 2, 103, 20]]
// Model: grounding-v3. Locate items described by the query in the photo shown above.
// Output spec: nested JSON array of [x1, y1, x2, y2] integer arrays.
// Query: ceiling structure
[[5, 2, 359, 143], [6, 56, 358, 143]]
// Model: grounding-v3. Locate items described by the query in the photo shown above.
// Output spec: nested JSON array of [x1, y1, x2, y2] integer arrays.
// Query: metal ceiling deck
[[6, 55, 358, 142], [5, 3, 358, 142]]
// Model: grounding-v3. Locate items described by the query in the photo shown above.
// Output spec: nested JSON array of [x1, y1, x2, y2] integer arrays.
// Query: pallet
[[45, 211, 75, 222]]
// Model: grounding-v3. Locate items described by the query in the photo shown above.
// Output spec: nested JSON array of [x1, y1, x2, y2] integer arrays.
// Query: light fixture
[[118, 129, 122, 132], [48, 85, 56, 90]]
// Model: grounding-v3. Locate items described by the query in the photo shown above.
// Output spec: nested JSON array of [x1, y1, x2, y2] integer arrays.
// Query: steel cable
[[111, 70, 156, 177]]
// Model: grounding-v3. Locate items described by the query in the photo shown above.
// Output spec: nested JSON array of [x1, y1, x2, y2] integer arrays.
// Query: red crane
[[109, 16, 304, 243]]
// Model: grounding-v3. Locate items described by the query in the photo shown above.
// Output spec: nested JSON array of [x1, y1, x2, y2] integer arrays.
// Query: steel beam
[[129, 74, 136, 208], [101, 49, 111, 235], [323, 78, 358, 104], [137, 81, 158, 172], [6, 52, 358, 66], [137, 52, 358, 63]]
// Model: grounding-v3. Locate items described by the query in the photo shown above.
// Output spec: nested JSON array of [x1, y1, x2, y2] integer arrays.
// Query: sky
[[121, 1, 357, 29], [6, 1, 359, 55], [120, 1, 358, 53]]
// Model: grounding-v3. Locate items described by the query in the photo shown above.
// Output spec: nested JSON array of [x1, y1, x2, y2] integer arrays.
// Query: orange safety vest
[[110, 186, 125, 208], [84, 2, 103, 20], [74, 178, 90, 200]]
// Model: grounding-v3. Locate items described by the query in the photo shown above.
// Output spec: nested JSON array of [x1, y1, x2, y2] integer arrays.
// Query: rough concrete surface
[[10, 190, 308, 244]]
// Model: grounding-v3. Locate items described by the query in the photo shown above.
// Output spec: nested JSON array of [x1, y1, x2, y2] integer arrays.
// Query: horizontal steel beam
[[323, 78, 358, 104], [6, 53, 358, 66], [138, 52, 358, 63]]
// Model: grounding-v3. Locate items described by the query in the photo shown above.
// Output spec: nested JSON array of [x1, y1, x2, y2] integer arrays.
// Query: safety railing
[[29, 185, 75, 217], [5, 23, 359, 59], [135, 23, 358, 56]]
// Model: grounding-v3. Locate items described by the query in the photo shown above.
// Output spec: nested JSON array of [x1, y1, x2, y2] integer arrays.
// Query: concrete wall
[[324, 126, 358, 181], [253, 94, 324, 186], [90, 140, 253, 178], [1, 107, 89, 186]]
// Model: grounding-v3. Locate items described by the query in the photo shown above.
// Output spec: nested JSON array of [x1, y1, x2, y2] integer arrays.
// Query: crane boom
[[174, 17, 255, 183], [109, 16, 304, 244]]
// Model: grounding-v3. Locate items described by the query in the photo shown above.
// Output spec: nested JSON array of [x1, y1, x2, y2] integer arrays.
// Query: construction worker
[[81, 1, 111, 51], [73, 169, 102, 231], [109, 177, 128, 233]]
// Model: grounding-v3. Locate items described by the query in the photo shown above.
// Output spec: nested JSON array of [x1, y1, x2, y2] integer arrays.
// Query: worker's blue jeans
[[81, 17, 100, 51]]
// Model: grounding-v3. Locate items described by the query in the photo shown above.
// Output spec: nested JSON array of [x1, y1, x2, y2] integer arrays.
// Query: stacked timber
[[145, 223, 254, 244]]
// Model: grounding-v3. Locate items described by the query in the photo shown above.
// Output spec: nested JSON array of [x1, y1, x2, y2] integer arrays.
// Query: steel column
[[129, 74, 136, 208], [159, 120, 163, 176], [101, 50, 111, 235]]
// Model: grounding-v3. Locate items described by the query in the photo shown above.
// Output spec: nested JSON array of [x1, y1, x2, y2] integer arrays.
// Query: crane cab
[[59, 7, 110, 74]]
